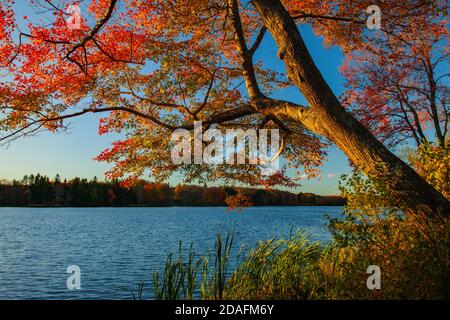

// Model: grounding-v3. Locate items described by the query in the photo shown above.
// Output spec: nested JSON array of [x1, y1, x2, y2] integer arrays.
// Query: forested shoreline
[[0, 174, 344, 207]]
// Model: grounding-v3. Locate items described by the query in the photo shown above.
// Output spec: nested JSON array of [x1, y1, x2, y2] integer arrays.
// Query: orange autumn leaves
[[0, 0, 14, 66]]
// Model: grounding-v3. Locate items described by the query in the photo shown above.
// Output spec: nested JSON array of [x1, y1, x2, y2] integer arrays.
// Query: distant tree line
[[0, 174, 344, 207]]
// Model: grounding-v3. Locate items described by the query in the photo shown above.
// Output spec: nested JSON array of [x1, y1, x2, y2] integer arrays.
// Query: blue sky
[[0, 3, 351, 195]]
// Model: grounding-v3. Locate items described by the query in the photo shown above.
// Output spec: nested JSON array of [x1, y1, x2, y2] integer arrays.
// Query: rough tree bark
[[252, 0, 449, 219]]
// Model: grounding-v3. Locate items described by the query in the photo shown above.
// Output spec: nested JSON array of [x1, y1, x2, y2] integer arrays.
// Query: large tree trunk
[[253, 0, 449, 219]]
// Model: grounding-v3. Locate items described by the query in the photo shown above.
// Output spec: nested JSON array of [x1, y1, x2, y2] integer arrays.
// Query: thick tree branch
[[227, 0, 263, 100]]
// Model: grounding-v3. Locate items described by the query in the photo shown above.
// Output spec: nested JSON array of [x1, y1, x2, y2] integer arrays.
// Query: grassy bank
[[147, 215, 449, 300]]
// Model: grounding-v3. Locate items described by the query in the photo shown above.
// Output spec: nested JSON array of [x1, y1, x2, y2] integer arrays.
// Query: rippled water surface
[[0, 206, 342, 299]]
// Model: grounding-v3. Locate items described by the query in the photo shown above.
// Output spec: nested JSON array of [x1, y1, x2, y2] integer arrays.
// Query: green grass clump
[[224, 231, 322, 299]]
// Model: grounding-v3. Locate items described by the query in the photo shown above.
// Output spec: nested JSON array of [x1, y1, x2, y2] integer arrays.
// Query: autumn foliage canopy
[[0, 0, 448, 192]]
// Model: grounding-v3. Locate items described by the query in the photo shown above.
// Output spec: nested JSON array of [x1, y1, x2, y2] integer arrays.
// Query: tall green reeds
[[152, 228, 234, 300], [153, 242, 203, 300]]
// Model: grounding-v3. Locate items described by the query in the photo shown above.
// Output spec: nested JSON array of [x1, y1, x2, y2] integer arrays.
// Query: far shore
[[0, 204, 344, 208]]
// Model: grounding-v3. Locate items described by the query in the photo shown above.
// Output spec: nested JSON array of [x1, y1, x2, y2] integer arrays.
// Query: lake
[[0, 206, 343, 299]]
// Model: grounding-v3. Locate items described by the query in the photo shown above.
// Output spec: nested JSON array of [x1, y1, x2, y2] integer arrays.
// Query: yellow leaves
[[42, 112, 61, 132], [332, 142, 449, 298], [410, 143, 450, 200]]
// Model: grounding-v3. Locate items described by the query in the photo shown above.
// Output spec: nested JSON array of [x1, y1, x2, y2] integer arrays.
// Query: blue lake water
[[0, 206, 343, 299]]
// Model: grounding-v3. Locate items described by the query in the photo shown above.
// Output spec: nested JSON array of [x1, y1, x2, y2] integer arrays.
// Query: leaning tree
[[0, 0, 448, 218]]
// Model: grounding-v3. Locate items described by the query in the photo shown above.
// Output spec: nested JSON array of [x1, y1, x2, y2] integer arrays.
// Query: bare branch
[[249, 26, 267, 56]]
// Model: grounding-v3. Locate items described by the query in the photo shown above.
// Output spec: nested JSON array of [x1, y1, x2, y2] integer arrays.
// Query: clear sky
[[0, 3, 351, 195]]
